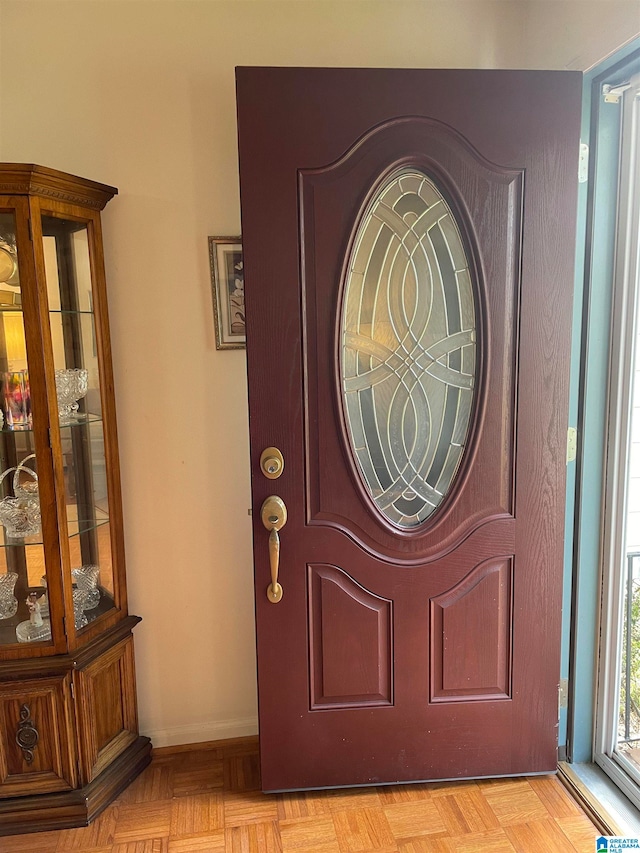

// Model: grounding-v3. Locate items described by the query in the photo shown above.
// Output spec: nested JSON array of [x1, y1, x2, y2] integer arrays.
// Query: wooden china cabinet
[[0, 165, 150, 835]]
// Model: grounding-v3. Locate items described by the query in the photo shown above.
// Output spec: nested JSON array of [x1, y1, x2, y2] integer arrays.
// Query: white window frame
[[595, 74, 640, 807]]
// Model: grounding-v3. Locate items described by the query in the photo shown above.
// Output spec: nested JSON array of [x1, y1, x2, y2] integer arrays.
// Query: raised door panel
[[0, 675, 76, 797], [75, 636, 138, 783], [430, 556, 513, 701], [308, 564, 392, 708]]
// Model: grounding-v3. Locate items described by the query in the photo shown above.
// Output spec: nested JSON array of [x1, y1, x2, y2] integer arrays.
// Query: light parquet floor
[[1, 737, 601, 853]]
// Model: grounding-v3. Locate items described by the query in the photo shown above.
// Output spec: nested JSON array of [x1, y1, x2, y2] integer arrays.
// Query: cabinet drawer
[[0, 675, 76, 798]]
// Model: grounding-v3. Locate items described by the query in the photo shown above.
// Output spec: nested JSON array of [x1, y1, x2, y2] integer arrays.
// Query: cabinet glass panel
[[0, 212, 48, 646], [41, 215, 115, 630]]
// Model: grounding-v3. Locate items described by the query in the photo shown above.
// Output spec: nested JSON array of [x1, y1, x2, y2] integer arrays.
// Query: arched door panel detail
[[300, 117, 523, 560], [308, 564, 393, 709], [430, 556, 513, 702]]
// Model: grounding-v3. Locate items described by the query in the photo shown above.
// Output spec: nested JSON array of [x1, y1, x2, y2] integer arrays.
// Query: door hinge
[[567, 427, 578, 464], [603, 82, 631, 104], [70, 680, 75, 700], [559, 678, 569, 709], [578, 143, 589, 184], [27, 218, 33, 241]]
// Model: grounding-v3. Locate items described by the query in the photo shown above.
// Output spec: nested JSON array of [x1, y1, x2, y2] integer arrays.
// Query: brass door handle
[[260, 495, 287, 603]]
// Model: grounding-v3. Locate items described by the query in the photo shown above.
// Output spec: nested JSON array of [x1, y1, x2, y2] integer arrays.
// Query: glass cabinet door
[[0, 210, 50, 646], [41, 214, 116, 635]]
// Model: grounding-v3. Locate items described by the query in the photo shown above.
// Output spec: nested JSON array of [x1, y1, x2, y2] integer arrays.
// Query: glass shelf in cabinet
[[0, 509, 109, 549], [0, 414, 103, 435], [48, 309, 94, 316], [58, 413, 103, 429]]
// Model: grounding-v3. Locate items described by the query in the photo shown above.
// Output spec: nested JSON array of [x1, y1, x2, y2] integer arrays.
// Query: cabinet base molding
[[0, 734, 151, 836]]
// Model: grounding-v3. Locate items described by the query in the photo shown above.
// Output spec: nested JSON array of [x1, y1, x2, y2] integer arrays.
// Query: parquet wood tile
[[0, 739, 601, 853], [432, 788, 501, 836], [504, 817, 581, 852], [480, 780, 549, 826], [281, 844, 340, 853], [214, 738, 260, 758], [224, 752, 261, 793], [110, 841, 169, 853], [173, 762, 225, 797], [54, 845, 112, 853], [169, 793, 225, 838], [278, 815, 340, 851], [331, 807, 397, 852], [167, 831, 225, 852], [382, 800, 446, 839], [557, 813, 604, 851], [325, 788, 384, 812], [224, 821, 282, 853], [526, 775, 582, 818], [112, 802, 172, 844], [425, 779, 480, 797], [174, 748, 226, 769], [224, 790, 280, 827], [397, 837, 454, 853], [172, 748, 225, 797], [276, 789, 331, 820], [438, 828, 516, 852], [0, 830, 61, 852], [376, 784, 431, 805], [117, 763, 175, 805]]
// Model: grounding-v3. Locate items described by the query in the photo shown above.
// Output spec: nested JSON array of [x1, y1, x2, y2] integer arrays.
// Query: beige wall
[[521, 1, 640, 70], [522, 0, 640, 71], [0, 0, 638, 747]]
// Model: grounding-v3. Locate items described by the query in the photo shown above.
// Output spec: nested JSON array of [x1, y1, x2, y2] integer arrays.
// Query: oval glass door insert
[[340, 170, 477, 528]]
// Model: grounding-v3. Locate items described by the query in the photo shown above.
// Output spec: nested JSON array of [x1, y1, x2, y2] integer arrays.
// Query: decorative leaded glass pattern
[[341, 170, 477, 527]]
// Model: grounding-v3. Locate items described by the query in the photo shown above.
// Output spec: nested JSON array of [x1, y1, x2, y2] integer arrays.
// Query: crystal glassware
[[2, 369, 31, 429], [55, 368, 88, 422], [72, 565, 100, 611], [0, 461, 41, 539], [16, 618, 51, 643], [0, 571, 18, 619], [13, 453, 39, 502], [73, 588, 88, 630], [39, 567, 99, 626], [39, 571, 90, 630]]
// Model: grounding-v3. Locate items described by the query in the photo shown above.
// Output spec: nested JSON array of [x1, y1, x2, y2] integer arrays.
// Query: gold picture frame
[[208, 236, 245, 349]]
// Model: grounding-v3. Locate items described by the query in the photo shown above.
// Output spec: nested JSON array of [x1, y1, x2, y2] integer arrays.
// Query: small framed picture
[[208, 236, 245, 349]]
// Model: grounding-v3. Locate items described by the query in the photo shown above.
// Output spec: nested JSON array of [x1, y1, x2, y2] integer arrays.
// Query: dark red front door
[[237, 67, 582, 791]]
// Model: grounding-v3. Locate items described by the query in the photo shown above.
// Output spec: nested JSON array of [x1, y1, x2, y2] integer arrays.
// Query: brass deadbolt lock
[[260, 447, 284, 479]]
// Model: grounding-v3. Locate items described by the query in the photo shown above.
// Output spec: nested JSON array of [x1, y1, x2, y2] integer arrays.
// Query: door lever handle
[[260, 496, 287, 603]]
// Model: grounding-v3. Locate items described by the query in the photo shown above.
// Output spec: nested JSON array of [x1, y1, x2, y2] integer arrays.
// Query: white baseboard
[[143, 716, 258, 749]]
